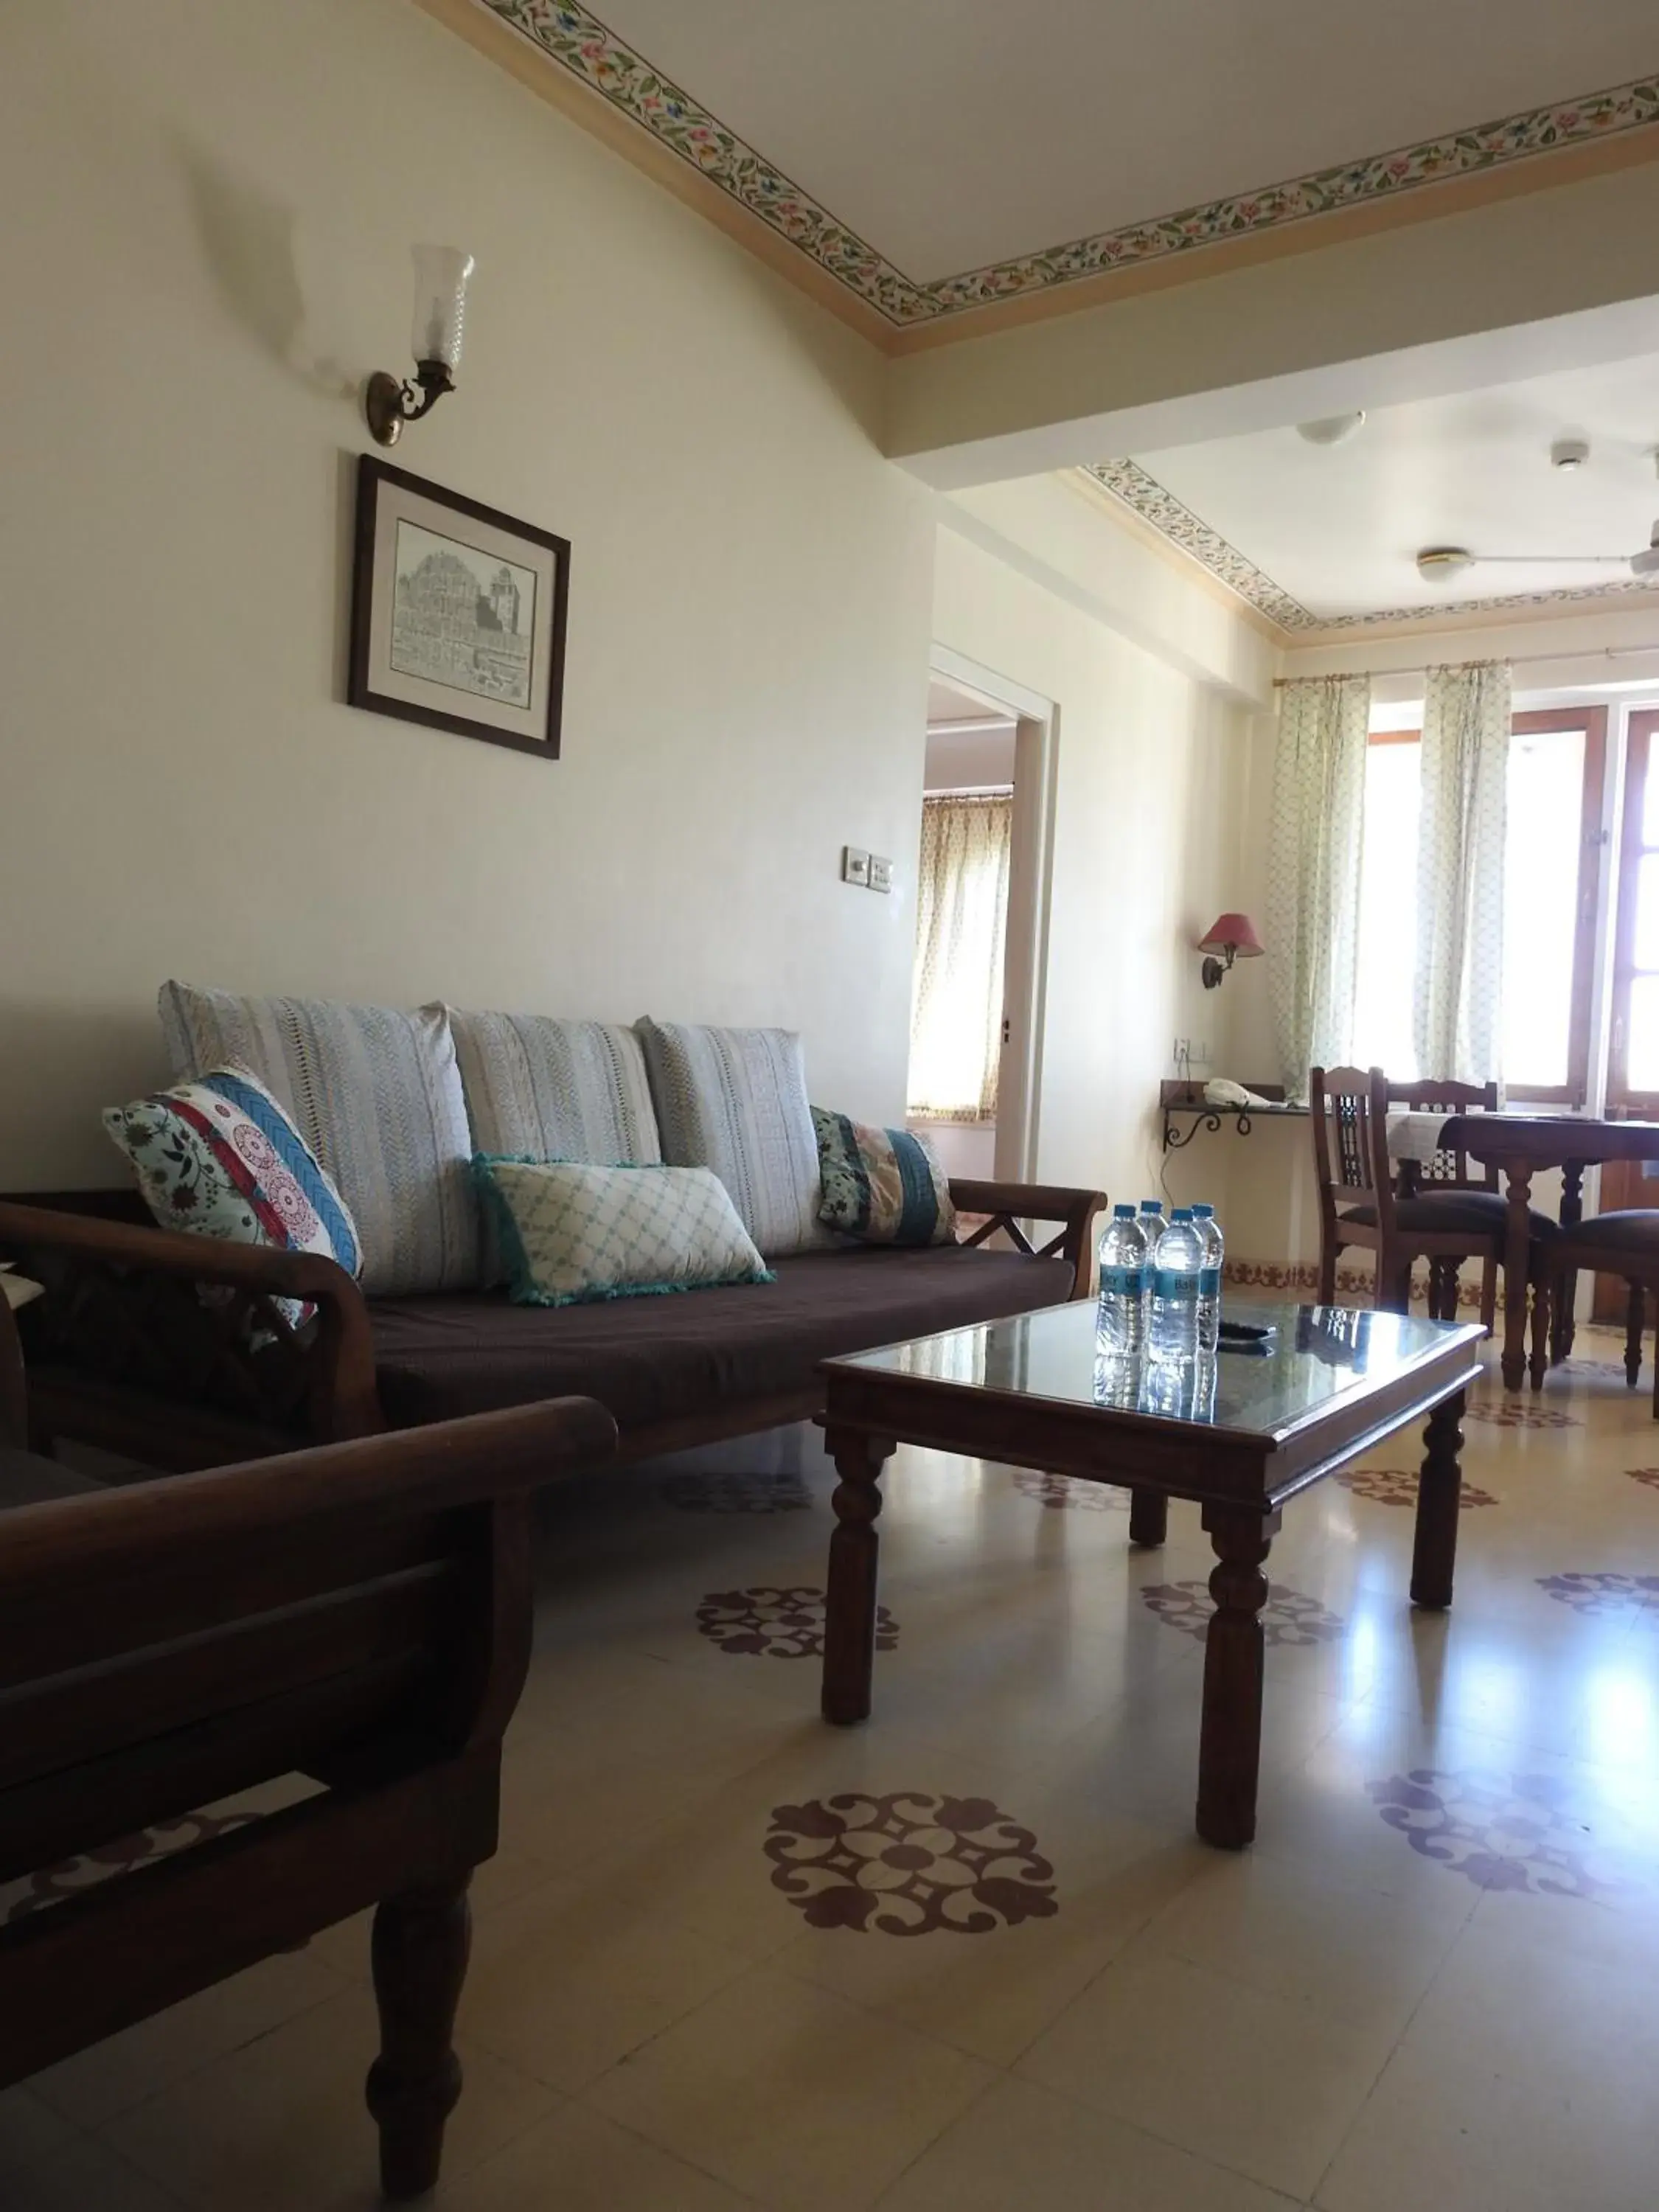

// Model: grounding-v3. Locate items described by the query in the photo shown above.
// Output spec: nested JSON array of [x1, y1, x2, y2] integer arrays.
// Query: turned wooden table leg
[[1498, 1161, 1534, 1391], [1552, 1161, 1585, 1364], [821, 1428, 894, 1725], [1128, 1487, 1168, 1546], [1410, 1390, 1466, 1610], [1195, 1503, 1280, 1850], [367, 1879, 472, 2201]]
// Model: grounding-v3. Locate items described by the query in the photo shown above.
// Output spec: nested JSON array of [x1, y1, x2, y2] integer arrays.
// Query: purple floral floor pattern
[[764, 1790, 1057, 1934], [696, 1585, 898, 1659], [1009, 1469, 1131, 1512], [1366, 1767, 1650, 1897], [1464, 1399, 1580, 1430], [661, 1470, 813, 1514], [1628, 1466, 1659, 1492], [1536, 1571, 1659, 1616], [1139, 1579, 1345, 1646], [1337, 1466, 1499, 1509]]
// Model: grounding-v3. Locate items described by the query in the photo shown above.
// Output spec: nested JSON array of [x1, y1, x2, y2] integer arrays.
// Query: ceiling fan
[[1417, 526, 1659, 584]]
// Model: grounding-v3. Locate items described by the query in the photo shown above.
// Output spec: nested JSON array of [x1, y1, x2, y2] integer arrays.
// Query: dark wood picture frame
[[347, 454, 570, 762]]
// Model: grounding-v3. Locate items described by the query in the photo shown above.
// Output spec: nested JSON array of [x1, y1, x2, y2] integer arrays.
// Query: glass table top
[[830, 1301, 1482, 1441]]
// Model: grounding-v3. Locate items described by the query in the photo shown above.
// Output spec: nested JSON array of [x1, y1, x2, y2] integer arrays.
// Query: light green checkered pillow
[[473, 1155, 775, 1307]]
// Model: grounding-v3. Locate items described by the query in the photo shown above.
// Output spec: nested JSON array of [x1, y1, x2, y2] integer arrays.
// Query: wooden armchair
[[0, 1392, 616, 2199], [1310, 1065, 1547, 1338]]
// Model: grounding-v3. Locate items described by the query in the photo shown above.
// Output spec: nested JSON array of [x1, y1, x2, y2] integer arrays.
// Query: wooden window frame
[[1363, 706, 1606, 1105], [1607, 708, 1659, 1113]]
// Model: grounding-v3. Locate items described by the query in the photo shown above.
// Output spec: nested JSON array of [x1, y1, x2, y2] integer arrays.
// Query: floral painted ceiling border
[[481, 5, 1659, 328], [1085, 457, 1659, 637]]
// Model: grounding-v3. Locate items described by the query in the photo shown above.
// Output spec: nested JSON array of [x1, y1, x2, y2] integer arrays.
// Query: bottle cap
[[1113, 1203, 1136, 1217], [1170, 1207, 1193, 1220], [1192, 1203, 1215, 1217], [1140, 1198, 1161, 1209]]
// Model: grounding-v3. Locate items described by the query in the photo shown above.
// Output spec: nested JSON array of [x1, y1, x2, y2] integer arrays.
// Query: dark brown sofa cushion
[[370, 1244, 1074, 1432]]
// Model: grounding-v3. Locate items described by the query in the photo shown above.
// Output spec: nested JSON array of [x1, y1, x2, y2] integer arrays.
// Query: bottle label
[[1152, 1268, 1194, 1300], [1198, 1267, 1221, 1297], [1101, 1266, 1144, 1298]]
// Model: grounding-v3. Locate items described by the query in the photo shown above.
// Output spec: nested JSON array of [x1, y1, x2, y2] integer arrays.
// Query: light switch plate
[[842, 845, 870, 886], [868, 854, 892, 893]]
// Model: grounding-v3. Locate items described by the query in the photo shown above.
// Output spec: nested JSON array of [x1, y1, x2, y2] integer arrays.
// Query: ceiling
[[470, 1, 1659, 327], [1093, 352, 1659, 634]]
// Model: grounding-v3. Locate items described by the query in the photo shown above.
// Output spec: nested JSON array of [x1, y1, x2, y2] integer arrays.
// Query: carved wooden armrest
[[949, 1180, 1106, 1298], [0, 1201, 382, 1446]]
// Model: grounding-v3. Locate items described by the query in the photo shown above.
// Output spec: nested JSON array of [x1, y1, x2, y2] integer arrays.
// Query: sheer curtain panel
[[908, 793, 1012, 1122], [1413, 661, 1511, 1086], [1267, 675, 1371, 1097]]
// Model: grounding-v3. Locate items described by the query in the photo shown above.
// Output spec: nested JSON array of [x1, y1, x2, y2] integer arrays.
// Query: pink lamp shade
[[1198, 913, 1265, 958]]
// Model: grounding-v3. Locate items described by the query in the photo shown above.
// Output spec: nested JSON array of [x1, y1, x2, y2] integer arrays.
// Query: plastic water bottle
[[1140, 1349, 1218, 1423], [1148, 1208, 1203, 1366], [1191, 1203, 1224, 1355], [1135, 1200, 1166, 1273], [1096, 1204, 1147, 1360]]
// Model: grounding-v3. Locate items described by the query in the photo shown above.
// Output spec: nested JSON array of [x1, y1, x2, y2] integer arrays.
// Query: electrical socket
[[841, 846, 870, 887], [868, 854, 892, 893]]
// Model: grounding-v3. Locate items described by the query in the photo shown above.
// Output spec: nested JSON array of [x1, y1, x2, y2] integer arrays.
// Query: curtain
[[908, 793, 1012, 1122], [1413, 660, 1511, 1085], [1267, 674, 1371, 1097]]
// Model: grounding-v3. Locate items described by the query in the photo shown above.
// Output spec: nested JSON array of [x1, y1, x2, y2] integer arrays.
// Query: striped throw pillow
[[636, 1022, 827, 1258], [812, 1109, 958, 1247]]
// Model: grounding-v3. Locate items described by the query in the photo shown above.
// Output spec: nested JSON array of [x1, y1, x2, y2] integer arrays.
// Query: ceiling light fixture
[[364, 245, 475, 448], [1551, 438, 1590, 471], [1416, 536, 1655, 584], [1295, 411, 1366, 447]]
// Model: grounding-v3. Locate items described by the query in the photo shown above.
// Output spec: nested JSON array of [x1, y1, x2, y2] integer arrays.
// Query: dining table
[[1391, 1112, 1659, 1389]]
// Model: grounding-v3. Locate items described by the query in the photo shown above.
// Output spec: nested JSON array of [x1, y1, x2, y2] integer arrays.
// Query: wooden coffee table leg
[[821, 1428, 894, 1725], [1552, 1161, 1585, 1365], [1195, 1503, 1279, 1850], [1128, 1488, 1168, 1546], [1410, 1389, 1466, 1610]]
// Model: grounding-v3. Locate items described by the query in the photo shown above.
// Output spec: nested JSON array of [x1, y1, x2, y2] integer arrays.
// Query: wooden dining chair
[[1541, 1211, 1659, 1416], [1310, 1066, 1548, 1336], [1383, 1076, 1502, 1330]]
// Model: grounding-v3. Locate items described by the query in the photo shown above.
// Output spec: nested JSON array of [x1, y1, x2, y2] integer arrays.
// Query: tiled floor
[[6, 1326, 1659, 2210]]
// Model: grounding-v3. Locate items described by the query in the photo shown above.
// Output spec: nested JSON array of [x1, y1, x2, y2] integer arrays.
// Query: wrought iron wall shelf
[[1160, 1082, 1307, 1151]]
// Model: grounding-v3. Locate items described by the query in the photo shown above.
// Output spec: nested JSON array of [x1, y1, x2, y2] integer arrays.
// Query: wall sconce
[[364, 245, 475, 448], [1198, 911, 1265, 989]]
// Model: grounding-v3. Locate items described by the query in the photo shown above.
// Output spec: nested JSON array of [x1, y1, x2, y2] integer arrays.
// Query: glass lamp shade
[[410, 245, 475, 372], [1197, 911, 1265, 958]]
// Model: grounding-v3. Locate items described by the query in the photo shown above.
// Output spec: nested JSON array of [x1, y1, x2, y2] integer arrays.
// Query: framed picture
[[347, 455, 570, 761]]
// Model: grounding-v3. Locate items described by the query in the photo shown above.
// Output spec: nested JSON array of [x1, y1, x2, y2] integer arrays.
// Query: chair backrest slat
[[1310, 1066, 1394, 1226], [1383, 1076, 1499, 1192]]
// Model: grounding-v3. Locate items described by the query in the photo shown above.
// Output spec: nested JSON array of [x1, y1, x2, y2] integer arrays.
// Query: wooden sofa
[[0, 1180, 1103, 1472], [0, 1382, 616, 2199]]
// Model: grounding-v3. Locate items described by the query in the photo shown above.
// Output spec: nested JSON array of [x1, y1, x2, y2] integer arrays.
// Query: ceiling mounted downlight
[[1632, 524, 1659, 577], [1415, 546, 1477, 582], [1295, 411, 1366, 447]]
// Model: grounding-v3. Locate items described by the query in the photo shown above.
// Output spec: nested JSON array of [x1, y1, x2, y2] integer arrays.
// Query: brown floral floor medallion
[[1536, 1571, 1659, 1616], [1011, 1470, 1130, 1512], [765, 1791, 1057, 1935], [1337, 1467, 1498, 1509], [661, 1470, 813, 1514], [1366, 1767, 1648, 1896], [1464, 1400, 1580, 1430], [3, 1810, 257, 1924], [1628, 1467, 1659, 1492], [1139, 1579, 1345, 1646], [696, 1585, 897, 1659]]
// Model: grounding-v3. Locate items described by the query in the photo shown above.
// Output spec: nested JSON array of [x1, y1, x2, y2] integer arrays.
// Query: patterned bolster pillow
[[811, 1109, 958, 1247], [473, 1155, 776, 1307], [103, 1065, 362, 1331]]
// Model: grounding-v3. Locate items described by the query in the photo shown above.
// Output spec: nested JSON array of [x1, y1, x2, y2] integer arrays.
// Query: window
[[907, 793, 1012, 1121], [1352, 707, 1605, 1101], [1609, 709, 1659, 1109]]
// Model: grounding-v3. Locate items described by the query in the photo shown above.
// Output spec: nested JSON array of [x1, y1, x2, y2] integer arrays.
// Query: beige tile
[[458, 1873, 753, 2090], [102, 1983, 557, 2212], [1315, 2042, 1654, 2212], [1018, 1944, 1393, 2200], [588, 1966, 993, 2211], [443, 2098, 758, 2210], [306, 1847, 554, 1978], [1138, 1846, 1468, 2039], [1, 2130, 187, 2212], [29, 1947, 347, 2126], [879, 2075, 1302, 2212], [1400, 1917, 1659, 2091]]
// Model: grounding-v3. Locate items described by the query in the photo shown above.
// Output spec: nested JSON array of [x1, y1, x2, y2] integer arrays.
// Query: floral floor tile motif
[[1337, 1467, 1499, 1509], [695, 1585, 897, 1659], [764, 1790, 1057, 1934], [1628, 1466, 1659, 1492], [1010, 1469, 1130, 1512], [1535, 1571, 1659, 1616], [1139, 1580, 1345, 1646], [1366, 1767, 1649, 1897], [1464, 1400, 1580, 1430], [661, 1470, 813, 1514]]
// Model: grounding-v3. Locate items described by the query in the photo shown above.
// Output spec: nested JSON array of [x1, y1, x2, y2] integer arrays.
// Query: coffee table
[[817, 1300, 1484, 1850]]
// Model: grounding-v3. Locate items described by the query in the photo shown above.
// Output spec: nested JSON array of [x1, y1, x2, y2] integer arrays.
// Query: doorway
[[905, 650, 1055, 1186]]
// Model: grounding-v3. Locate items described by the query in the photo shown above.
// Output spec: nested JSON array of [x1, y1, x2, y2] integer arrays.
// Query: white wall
[[0, 0, 932, 1185]]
